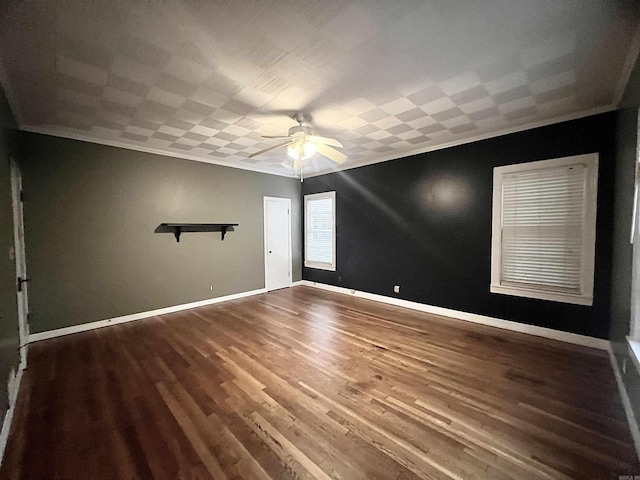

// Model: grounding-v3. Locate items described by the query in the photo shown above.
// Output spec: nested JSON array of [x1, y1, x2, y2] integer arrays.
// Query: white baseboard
[[297, 281, 609, 350], [28, 288, 267, 343], [607, 344, 640, 460], [0, 361, 25, 467]]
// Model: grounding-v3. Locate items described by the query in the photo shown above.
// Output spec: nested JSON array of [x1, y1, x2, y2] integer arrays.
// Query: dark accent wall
[[303, 112, 616, 339], [18, 132, 302, 333], [0, 86, 20, 420]]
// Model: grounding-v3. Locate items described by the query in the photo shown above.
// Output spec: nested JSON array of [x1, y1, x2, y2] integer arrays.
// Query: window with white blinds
[[490, 153, 598, 305], [304, 191, 336, 271]]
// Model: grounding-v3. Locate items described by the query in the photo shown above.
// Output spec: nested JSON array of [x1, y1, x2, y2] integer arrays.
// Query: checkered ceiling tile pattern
[[0, 1, 638, 176]]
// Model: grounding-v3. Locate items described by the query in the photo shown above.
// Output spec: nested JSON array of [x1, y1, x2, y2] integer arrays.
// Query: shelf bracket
[[172, 226, 182, 242], [221, 226, 228, 241]]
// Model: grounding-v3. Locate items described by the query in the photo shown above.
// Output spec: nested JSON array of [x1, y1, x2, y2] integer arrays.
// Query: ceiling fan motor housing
[[288, 125, 313, 137]]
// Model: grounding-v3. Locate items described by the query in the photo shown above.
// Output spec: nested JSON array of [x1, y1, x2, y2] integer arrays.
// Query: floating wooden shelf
[[156, 223, 238, 242]]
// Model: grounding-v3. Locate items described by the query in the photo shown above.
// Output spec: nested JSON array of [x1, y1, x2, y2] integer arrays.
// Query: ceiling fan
[[248, 113, 346, 180]]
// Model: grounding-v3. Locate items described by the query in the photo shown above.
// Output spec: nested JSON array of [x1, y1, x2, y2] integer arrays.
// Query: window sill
[[304, 262, 336, 271], [490, 284, 593, 306], [628, 337, 640, 375]]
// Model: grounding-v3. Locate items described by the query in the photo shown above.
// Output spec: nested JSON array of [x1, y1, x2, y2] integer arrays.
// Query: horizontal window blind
[[306, 195, 334, 265], [500, 165, 586, 293]]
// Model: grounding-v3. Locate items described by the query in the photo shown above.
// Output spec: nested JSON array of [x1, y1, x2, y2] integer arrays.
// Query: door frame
[[10, 157, 28, 369], [263, 196, 292, 291]]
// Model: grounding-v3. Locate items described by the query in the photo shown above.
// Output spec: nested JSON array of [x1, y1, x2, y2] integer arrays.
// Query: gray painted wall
[[0, 86, 20, 420], [18, 132, 301, 333], [621, 52, 640, 110], [610, 53, 640, 448]]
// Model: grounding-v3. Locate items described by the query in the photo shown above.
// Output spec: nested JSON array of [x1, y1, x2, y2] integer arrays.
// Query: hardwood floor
[[1, 286, 638, 479]]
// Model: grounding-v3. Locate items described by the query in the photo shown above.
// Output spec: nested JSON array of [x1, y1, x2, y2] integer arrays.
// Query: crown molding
[[305, 104, 617, 178], [614, 21, 640, 107], [18, 103, 617, 180], [21, 125, 296, 178]]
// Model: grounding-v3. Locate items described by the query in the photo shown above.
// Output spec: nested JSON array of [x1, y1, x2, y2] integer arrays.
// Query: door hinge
[[17, 276, 30, 292]]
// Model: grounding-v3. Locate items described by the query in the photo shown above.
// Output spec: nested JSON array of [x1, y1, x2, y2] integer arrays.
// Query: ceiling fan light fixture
[[250, 115, 344, 171], [287, 138, 316, 161]]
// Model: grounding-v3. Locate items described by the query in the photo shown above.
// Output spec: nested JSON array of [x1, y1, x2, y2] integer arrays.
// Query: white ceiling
[[0, 1, 639, 177]]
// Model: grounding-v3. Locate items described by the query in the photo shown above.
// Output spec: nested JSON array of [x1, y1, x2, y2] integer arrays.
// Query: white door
[[10, 158, 29, 368], [264, 197, 291, 291]]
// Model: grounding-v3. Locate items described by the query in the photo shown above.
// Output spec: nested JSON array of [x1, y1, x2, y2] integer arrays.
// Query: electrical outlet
[[394, 285, 400, 293]]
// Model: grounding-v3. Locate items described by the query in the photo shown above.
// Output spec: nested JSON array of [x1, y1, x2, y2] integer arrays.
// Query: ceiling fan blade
[[261, 135, 291, 139], [248, 141, 291, 158], [309, 135, 343, 148], [316, 143, 347, 164]]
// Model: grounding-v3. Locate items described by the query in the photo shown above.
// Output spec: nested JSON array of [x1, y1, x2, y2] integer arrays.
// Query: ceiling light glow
[[287, 138, 316, 161]]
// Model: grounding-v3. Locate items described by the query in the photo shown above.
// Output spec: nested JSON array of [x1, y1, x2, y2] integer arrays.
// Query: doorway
[[10, 158, 29, 368], [264, 197, 292, 291]]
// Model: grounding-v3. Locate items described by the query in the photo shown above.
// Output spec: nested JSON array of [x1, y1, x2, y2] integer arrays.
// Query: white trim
[[489, 284, 593, 306], [20, 108, 617, 181], [629, 337, 640, 375], [614, 23, 640, 107], [28, 288, 267, 343], [304, 191, 336, 271], [21, 126, 296, 178], [0, 362, 25, 467], [263, 196, 293, 291], [10, 158, 29, 369], [607, 344, 640, 460], [630, 118, 640, 245], [631, 109, 640, 340], [297, 281, 608, 350], [490, 153, 599, 306], [305, 105, 616, 178]]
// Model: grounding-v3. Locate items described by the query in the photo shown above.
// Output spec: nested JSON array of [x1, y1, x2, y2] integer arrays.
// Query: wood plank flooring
[[1, 286, 638, 479]]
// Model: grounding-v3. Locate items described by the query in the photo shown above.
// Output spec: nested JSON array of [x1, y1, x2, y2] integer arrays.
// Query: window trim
[[304, 191, 336, 271], [490, 153, 599, 306], [628, 108, 640, 372]]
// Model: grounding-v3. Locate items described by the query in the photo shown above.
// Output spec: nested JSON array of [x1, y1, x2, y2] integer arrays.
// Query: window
[[305, 191, 336, 271], [491, 153, 598, 305]]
